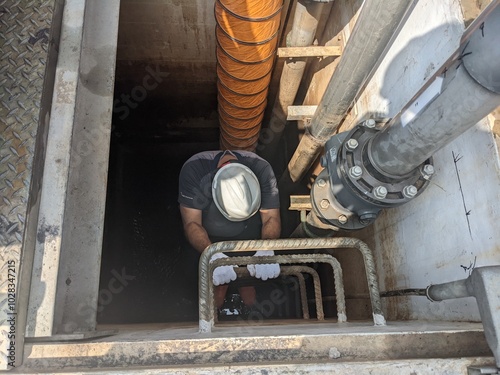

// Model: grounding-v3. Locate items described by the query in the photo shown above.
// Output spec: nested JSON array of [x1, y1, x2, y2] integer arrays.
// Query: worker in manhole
[[178, 150, 281, 317]]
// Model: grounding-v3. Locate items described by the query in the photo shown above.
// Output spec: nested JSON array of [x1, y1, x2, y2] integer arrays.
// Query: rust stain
[[374, 212, 410, 320]]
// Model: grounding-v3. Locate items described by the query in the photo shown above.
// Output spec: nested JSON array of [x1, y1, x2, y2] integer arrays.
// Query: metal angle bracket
[[468, 366, 500, 375]]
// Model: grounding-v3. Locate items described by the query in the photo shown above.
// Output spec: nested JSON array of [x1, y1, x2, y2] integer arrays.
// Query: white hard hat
[[212, 162, 261, 222]]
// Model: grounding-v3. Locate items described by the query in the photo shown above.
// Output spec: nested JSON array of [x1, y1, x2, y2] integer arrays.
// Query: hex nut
[[364, 119, 376, 128], [345, 139, 359, 151], [348, 166, 363, 180], [403, 185, 418, 199], [338, 215, 348, 224], [423, 164, 435, 178], [317, 178, 326, 188], [359, 212, 378, 225], [373, 186, 388, 200], [320, 199, 330, 209]]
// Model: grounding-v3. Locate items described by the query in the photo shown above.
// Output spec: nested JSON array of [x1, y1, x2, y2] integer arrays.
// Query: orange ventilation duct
[[215, 0, 283, 151]]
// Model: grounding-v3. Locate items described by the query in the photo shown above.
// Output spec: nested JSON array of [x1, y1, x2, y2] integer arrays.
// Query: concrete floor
[[20, 321, 494, 373]]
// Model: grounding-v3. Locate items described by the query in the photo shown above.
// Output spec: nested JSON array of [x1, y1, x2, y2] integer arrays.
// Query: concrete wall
[[115, 0, 218, 126], [348, 0, 500, 321]]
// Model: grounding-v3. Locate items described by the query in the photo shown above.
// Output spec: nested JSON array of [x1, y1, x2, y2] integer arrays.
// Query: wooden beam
[[287, 105, 318, 121], [277, 46, 342, 58], [289, 195, 312, 211]]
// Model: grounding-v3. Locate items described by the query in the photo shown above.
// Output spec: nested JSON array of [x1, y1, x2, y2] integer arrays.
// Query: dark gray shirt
[[178, 151, 279, 241]]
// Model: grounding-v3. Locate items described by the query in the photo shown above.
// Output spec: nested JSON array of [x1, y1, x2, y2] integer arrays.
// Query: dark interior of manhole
[[96, 88, 309, 324], [95, 61, 369, 324]]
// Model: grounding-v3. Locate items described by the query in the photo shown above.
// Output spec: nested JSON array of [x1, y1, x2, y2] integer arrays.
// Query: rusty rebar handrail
[[210, 254, 344, 328], [235, 265, 324, 321], [199, 237, 384, 332], [285, 265, 324, 320]]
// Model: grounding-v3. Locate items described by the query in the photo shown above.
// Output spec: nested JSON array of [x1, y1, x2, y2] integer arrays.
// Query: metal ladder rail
[[235, 265, 325, 321], [198, 237, 384, 333]]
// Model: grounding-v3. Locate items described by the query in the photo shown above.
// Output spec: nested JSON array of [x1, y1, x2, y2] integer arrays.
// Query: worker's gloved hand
[[210, 252, 237, 286], [247, 250, 280, 281]]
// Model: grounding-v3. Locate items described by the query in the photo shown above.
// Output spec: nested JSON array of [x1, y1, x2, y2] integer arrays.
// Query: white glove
[[247, 250, 280, 281], [210, 252, 237, 286]]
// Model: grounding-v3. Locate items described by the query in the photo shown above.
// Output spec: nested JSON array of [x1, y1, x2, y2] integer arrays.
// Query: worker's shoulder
[[180, 151, 219, 180], [184, 150, 220, 164], [235, 150, 269, 164]]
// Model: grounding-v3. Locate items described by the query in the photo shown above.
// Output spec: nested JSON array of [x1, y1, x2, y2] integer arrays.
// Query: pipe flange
[[339, 123, 433, 208], [311, 169, 377, 230]]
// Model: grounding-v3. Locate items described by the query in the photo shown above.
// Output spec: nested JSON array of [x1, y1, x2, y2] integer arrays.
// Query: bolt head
[[320, 199, 330, 209], [338, 215, 348, 224], [345, 139, 359, 151], [422, 164, 435, 179], [359, 212, 378, 225], [373, 186, 388, 200], [364, 119, 376, 128], [317, 178, 326, 188], [348, 166, 363, 179], [403, 185, 418, 199]]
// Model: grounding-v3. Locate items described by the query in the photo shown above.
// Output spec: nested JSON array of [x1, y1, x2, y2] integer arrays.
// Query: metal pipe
[[198, 237, 384, 332], [426, 279, 471, 302], [370, 5, 500, 176], [287, 0, 415, 182], [425, 266, 500, 367], [259, 1, 325, 159]]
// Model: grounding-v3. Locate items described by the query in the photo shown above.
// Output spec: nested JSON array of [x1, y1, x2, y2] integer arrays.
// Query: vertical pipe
[[287, 0, 415, 182], [258, 1, 325, 160], [370, 4, 500, 176]]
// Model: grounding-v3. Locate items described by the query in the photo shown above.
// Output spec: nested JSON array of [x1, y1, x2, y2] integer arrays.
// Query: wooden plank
[[289, 195, 312, 210], [287, 105, 318, 121], [277, 46, 342, 58]]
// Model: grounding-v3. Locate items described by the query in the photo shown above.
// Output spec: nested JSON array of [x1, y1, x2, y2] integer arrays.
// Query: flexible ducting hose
[[215, 0, 283, 151]]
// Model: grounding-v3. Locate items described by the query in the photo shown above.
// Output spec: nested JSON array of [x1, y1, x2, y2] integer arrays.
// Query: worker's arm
[[180, 205, 211, 254], [248, 208, 281, 281], [260, 208, 281, 239], [180, 204, 237, 286]]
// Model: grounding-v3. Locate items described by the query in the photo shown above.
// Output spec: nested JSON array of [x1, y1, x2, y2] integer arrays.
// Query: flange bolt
[[317, 178, 326, 188], [345, 139, 359, 151], [422, 164, 435, 179], [348, 166, 363, 180], [403, 185, 418, 199], [338, 215, 348, 224], [364, 119, 376, 128], [373, 186, 388, 200], [320, 199, 330, 209], [359, 212, 378, 225]]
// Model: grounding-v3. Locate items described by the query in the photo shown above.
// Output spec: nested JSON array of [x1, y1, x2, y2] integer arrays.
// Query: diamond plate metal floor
[[0, 0, 59, 369]]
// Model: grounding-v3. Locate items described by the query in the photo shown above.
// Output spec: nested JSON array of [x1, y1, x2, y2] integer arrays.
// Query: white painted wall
[[353, 0, 500, 321]]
